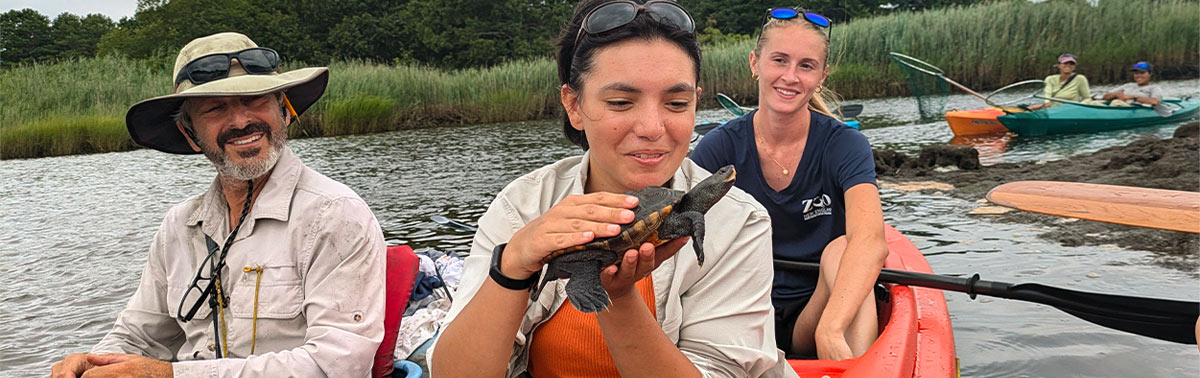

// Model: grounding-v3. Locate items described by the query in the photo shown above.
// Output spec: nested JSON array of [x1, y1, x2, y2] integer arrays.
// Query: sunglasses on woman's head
[[573, 0, 695, 50], [759, 7, 834, 58], [174, 47, 281, 87], [764, 7, 831, 28]]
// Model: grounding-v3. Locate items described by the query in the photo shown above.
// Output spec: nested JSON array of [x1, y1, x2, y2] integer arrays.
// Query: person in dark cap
[[1102, 61, 1163, 106], [50, 32, 386, 378]]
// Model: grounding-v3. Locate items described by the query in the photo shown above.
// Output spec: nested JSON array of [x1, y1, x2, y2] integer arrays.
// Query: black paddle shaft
[[774, 259, 1199, 344]]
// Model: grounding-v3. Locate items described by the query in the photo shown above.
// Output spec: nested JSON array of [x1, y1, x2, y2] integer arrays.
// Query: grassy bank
[[825, 0, 1198, 98], [3, 0, 1196, 160]]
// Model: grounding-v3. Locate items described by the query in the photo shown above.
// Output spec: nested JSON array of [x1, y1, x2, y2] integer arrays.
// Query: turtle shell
[[542, 186, 685, 263]]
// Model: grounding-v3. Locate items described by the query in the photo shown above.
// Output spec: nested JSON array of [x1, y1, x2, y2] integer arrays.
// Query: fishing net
[[890, 52, 951, 120]]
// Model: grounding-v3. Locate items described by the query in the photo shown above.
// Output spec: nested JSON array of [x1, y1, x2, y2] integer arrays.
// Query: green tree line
[[0, 9, 116, 68], [3, 0, 1196, 160], [3, 0, 981, 70]]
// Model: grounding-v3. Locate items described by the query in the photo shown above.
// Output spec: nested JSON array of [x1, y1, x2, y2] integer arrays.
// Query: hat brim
[[126, 67, 329, 154]]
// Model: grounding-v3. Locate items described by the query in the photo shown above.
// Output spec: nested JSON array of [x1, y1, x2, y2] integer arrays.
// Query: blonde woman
[[691, 8, 886, 361]]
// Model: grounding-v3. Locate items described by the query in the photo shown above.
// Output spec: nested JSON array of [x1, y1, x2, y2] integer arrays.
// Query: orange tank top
[[526, 276, 657, 377]]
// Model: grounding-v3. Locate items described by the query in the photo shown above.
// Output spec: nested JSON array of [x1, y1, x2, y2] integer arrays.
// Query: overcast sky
[[1, 0, 136, 21]]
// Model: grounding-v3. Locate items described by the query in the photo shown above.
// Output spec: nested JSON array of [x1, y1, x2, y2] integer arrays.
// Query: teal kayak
[[997, 98, 1199, 136]]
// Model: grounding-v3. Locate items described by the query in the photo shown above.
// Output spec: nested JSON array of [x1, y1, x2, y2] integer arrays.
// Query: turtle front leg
[[557, 258, 611, 313], [661, 211, 706, 267]]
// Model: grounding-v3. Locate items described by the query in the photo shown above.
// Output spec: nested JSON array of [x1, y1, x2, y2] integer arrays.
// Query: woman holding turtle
[[430, 1, 784, 377], [691, 8, 887, 361]]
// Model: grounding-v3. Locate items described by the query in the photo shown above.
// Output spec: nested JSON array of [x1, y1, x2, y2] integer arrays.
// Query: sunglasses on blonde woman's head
[[759, 7, 834, 60], [174, 47, 281, 87], [573, 0, 695, 50], [763, 7, 831, 29]]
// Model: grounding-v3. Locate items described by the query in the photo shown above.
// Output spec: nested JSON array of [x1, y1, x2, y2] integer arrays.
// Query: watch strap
[[489, 243, 539, 291]]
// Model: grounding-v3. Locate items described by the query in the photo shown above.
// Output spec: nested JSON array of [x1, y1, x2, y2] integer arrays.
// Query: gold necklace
[[754, 128, 793, 175]]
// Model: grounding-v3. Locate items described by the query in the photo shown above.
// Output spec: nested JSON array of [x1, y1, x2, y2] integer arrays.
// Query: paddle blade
[[1151, 104, 1176, 117], [1006, 283, 1199, 344], [987, 181, 1200, 233], [776, 259, 1200, 344], [716, 93, 747, 117], [694, 121, 722, 136], [429, 215, 477, 232], [839, 104, 864, 118]]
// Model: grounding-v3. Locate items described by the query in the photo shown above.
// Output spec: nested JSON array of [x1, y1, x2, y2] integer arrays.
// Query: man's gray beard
[[199, 133, 286, 181]]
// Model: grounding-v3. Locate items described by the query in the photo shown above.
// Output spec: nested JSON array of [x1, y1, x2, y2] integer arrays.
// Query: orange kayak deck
[[946, 108, 1006, 136], [788, 224, 958, 378]]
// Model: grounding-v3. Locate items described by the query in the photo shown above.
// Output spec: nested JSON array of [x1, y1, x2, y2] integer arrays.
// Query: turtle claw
[[565, 274, 611, 313], [553, 258, 611, 313]]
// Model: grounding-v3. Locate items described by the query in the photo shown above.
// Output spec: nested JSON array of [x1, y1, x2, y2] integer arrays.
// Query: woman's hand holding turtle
[[600, 237, 689, 301], [502, 193, 640, 279]]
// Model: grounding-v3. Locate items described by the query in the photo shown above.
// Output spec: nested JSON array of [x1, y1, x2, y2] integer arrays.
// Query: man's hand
[[78, 354, 171, 378], [50, 353, 93, 378]]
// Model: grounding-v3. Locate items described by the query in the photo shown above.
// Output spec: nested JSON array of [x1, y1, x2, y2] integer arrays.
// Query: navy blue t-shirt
[[691, 109, 876, 305]]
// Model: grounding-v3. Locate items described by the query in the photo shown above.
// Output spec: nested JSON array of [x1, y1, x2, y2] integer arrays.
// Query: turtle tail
[[691, 214, 705, 267], [531, 272, 554, 301]]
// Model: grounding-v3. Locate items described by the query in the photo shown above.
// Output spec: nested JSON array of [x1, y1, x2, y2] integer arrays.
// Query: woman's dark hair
[[554, 0, 701, 150]]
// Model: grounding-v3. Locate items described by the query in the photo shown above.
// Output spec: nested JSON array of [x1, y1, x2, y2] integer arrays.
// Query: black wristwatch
[[489, 243, 540, 291]]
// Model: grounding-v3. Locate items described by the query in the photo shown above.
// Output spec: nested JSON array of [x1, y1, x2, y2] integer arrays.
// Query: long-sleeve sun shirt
[[429, 153, 795, 378], [1042, 74, 1092, 103], [91, 147, 387, 378]]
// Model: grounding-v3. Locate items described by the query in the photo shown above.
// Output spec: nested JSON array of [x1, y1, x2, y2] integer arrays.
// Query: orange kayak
[[788, 224, 958, 377], [945, 108, 1006, 136]]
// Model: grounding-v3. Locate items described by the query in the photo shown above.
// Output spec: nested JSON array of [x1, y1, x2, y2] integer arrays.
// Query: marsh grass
[[317, 96, 398, 136], [820, 0, 1198, 99], [2, 0, 1195, 159], [0, 116, 133, 159]]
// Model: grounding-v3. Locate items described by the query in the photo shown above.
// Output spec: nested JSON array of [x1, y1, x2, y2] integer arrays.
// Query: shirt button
[[353, 313, 363, 322]]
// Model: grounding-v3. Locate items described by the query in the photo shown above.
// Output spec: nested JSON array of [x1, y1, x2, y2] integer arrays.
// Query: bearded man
[[50, 32, 386, 378]]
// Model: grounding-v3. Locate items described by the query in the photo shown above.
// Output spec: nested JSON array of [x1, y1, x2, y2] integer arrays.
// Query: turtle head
[[682, 165, 736, 212]]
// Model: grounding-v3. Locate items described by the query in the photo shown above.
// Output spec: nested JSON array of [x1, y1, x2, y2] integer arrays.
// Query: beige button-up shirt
[[92, 147, 386, 377], [431, 154, 793, 377]]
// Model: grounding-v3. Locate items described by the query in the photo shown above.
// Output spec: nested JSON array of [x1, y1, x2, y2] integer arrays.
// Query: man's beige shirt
[[92, 146, 386, 377]]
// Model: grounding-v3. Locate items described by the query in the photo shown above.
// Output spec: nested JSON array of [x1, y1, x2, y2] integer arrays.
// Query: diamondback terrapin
[[533, 165, 736, 313]]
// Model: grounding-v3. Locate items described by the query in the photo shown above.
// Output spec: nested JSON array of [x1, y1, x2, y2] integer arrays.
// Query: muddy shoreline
[[874, 122, 1199, 271]]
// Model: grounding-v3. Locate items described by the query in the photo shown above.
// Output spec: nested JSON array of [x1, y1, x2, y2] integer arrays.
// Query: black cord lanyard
[[207, 179, 255, 358]]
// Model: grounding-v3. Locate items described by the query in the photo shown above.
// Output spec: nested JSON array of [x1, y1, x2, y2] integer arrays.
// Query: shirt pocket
[[230, 263, 304, 319], [167, 283, 213, 320]]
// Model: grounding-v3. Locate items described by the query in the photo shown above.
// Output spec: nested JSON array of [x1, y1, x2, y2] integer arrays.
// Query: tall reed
[[821, 0, 1198, 99], [0, 116, 133, 159]]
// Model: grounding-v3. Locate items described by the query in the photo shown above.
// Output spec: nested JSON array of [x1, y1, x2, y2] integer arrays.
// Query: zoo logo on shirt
[[802, 194, 833, 221]]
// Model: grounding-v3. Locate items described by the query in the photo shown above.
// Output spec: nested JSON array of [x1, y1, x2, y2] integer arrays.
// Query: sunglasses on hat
[[174, 47, 281, 87], [573, 0, 695, 50]]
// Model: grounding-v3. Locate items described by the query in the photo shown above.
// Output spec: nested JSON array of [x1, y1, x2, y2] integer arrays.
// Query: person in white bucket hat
[[50, 32, 386, 378]]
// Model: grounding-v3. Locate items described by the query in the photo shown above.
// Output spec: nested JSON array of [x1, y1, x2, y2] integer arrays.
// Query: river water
[[2, 80, 1197, 377]]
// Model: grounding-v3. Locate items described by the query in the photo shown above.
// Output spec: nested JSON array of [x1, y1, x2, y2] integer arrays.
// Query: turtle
[[532, 165, 736, 313]]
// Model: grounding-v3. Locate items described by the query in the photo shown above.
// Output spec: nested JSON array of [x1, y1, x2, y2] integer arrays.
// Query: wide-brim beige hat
[[127, 32, 329, 154]]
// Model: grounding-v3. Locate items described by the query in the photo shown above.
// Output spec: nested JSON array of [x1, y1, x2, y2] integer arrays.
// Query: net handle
[[890, 52, 995, 106]]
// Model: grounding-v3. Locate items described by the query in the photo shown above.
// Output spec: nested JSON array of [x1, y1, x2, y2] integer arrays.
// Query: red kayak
[[788, 224, 958, 377]]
